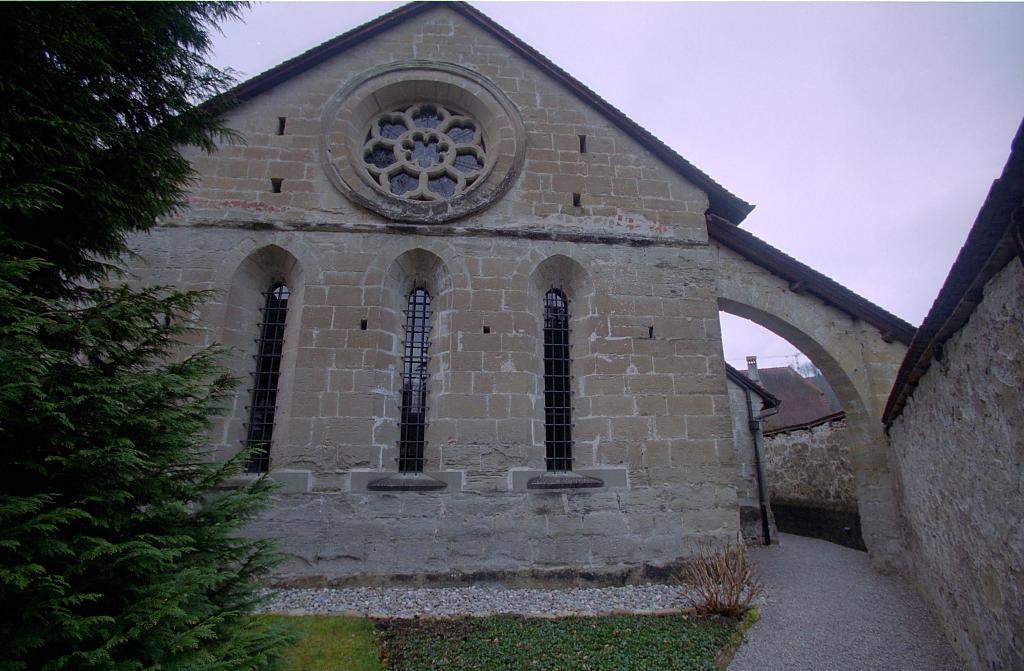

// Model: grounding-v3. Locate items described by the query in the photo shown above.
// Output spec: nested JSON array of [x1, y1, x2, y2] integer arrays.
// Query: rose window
[[361, 103, 487, 201]]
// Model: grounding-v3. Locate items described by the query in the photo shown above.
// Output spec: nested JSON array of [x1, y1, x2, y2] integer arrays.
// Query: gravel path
[[729, 533, 963, 671], [258, 584, 694, 619]]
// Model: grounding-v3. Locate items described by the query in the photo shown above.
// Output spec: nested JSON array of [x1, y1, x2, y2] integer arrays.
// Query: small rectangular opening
[[360, 319, 368, 331], [277, 117, 287, 135], [572, 192, 581, 207], [483, 325, 490, 334], [270, 177, 283, 193], [578, 134, 587, 153], [648, 325, 655, 339]]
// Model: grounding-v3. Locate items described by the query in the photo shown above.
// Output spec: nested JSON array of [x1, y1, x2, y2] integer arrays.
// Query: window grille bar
[[399, 287, 432, 473], [543, 288, 573, 472], [245, 283, 289, 473]]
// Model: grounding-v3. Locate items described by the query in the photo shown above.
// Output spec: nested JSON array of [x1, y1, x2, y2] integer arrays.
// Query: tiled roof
[[725, 363, 780, 412], [751, 367, 836, 432]]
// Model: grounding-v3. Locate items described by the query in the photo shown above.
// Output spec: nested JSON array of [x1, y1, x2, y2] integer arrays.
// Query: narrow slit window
[[578, 134, 587, 153], [572, 192, 581, 207], [245, 283, 289, 473], [270, 177, 283, 193], [277, 117, 287, 135], [543, 288, 573, 471], [399, 287, 432, 473]]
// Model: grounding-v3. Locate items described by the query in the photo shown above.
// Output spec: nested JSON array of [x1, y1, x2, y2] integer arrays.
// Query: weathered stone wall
[[125, 5, 744, 582], [763, 418, 864, 549], [763, 418, 854, 510], [725, 376, 775, 545], [888, 260, 1024, 671]]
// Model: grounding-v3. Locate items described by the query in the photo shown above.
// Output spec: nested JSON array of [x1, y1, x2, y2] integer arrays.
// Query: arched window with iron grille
[[245, 282, 289, 473], [399, 287, 432, 472], [543, 288, 573, 471]]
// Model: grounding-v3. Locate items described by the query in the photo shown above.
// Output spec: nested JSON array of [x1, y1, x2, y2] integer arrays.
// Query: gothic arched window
[[245, 283, 289, 473], [543, 288, 573, 471], [399, 287, 432, 472]]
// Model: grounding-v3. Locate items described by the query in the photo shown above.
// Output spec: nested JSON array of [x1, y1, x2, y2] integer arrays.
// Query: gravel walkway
[[729, 533, 963, 671], [258, 584, 694, 619]]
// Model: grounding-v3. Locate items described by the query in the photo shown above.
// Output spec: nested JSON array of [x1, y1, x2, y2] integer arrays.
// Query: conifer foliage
[[0, 4, 287, 669]]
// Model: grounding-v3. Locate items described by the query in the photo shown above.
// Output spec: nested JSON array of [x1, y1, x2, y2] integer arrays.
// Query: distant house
[[747, 362, 843, 434], [724, 364, 779, 546]]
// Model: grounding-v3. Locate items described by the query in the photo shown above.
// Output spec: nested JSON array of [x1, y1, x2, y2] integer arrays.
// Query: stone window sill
[[350, 470, 463, 493], [366, 473, 447, 492], [510, 467, 628, 491]]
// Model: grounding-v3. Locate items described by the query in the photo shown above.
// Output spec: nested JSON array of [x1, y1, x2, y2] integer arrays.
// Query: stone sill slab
[[351, 470, 464, 493], [510, 467, 628, 491]]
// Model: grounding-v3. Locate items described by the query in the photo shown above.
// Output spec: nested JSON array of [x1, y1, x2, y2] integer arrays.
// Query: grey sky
[[209, 1, 1024, 369]]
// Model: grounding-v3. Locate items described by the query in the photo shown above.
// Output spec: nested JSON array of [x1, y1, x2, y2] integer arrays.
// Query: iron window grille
[[399, 287, 432, 472], [244, 283, 289, 474], [543, 288, 573, 471]]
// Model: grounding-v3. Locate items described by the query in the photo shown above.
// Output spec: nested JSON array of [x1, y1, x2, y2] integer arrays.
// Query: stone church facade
[[127, 2, 915, 582]]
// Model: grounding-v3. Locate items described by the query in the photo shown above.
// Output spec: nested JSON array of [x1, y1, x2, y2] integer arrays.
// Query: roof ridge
[[206, 0, 754, 224]]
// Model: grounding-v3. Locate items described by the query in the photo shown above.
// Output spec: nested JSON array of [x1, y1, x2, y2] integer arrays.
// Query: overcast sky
[[209, 1, 1024, 370]]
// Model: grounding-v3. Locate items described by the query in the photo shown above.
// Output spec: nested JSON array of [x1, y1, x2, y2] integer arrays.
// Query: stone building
[[126, 1, 916, 582], [724, 364, 779, 546], [883, 119, 1024, 671]]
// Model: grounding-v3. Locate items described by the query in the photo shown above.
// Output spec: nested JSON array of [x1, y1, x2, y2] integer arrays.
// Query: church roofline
[[883, 117, 1024, 427], [708, 213, 917, 346], [204, 1, 755, 224]]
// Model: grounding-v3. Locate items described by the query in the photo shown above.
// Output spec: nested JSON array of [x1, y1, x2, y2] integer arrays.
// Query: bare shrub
[[679, 536, 763, 617]]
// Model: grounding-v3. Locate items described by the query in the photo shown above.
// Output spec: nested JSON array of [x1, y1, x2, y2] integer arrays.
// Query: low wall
[[763, 417, 864, 549]]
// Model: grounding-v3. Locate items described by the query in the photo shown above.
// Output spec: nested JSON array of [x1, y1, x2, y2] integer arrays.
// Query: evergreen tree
[[0, 4, 288, 669]]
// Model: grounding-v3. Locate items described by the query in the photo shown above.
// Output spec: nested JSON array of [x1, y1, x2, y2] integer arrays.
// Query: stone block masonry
[[888, 260, 1024, 671], [126, 3, 913, 585], [124, 6, 746, 582]]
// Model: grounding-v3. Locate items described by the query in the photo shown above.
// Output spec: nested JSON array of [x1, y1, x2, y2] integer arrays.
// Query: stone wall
[[125, 5, 745, 582], [888, 260, 1024, 671], [763, 418, 863, 549], [764, 418, 854, 510]]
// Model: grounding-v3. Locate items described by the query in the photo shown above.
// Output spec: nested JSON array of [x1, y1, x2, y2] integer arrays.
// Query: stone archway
[[712, 241, 909, 572]]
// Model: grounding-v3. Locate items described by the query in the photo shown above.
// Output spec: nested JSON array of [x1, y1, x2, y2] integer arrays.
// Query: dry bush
[[679, 536, 763, 617]]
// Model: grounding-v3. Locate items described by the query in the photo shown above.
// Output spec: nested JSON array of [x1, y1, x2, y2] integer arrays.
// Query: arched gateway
[[708, 216, 914, 570]]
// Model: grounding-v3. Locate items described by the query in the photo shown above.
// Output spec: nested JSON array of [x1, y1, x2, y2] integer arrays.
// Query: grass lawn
[[262, 615, 382, 671], [266, 612, 753, 671]]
